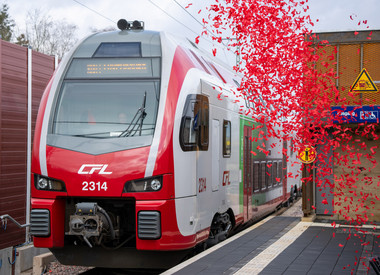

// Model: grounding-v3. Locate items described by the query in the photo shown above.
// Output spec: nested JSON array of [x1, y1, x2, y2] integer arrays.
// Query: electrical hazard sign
[[350, 68, 378, 93], [298, 146, 317, 164]]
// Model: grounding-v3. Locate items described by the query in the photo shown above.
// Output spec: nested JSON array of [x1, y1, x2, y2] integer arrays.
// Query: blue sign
[[331, 106, 380, 124]]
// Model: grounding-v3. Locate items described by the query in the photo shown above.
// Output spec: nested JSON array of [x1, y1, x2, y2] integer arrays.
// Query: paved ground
[[281, 198, 303, 218], [42, 199, 380, 274], [164, 206, 380, 275], [259, 224, 377, 275]]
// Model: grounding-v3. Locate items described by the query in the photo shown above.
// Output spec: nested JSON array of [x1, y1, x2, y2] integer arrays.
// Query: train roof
[[72, 29, 162, 58], [71, 26, 239, 79]]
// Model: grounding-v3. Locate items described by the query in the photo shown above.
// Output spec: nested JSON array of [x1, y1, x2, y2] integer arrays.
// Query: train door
[[211, 119, 220, 192], [195, 95, 210, 226], [243, 126, 253, 222], [283, 140, 288, 200]]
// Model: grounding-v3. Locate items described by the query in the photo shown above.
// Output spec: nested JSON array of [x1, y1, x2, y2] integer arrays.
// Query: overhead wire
[[72, 0, 116, 24], [72, 0, 213, 43], [146, 0, 200, 37], [171, 0, 216, 37], [147, 0, 225, 47], [71, 0, 233, 64], [170, 0, 235, 64], [148, 0, 235, 52]]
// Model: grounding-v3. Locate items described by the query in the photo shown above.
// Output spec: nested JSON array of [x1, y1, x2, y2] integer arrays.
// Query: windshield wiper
[[119, 92, 147, 137]]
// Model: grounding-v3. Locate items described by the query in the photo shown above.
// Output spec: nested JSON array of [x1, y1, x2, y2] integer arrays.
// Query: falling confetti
[[201, 0, 379, 231]]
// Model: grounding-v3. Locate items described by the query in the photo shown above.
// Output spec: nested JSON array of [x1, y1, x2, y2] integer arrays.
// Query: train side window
[[273, 161, 278, 185], [253, 161, 260, 191], [266, 161, 272, 188], [223, 120, 231, 157], [179, 94, 209, 151], [261, 162, 266, 190], [278, 161, 283, 185]]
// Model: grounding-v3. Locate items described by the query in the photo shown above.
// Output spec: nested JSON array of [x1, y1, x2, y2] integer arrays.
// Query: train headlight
[[150, 179, 161, 191], [37, 177, 49, 189], [123, 176, 162, 192], [34, 175, 66, 192]]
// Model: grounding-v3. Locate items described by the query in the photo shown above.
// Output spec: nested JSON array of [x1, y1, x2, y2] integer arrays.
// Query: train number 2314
[[82, 181, 108, 191]]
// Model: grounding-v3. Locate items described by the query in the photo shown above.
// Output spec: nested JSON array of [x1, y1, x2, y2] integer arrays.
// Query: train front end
[[30, 22, 187, 268]]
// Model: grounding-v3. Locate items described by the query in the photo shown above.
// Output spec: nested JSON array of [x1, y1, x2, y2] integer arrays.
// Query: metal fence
[[0, 39, 56, 250]]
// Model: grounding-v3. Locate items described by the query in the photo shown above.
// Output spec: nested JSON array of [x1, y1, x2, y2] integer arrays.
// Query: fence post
[[26, 46, 32, 242]]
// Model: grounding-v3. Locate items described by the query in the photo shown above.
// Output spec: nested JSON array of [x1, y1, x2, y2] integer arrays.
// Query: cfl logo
[[78, 164, 112, 175]]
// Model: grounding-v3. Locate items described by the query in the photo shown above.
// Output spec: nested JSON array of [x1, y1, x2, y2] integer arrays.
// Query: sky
[[3, 0, 380, 66]]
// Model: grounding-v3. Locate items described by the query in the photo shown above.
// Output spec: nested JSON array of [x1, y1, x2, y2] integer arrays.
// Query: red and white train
[[30, 20, 298, 269]]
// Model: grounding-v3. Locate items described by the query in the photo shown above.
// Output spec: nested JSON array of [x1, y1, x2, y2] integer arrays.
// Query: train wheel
[[206, 212, 232, 247]]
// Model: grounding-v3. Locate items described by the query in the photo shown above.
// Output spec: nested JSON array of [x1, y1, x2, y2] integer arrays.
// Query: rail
[[0, 214, 30, 229]]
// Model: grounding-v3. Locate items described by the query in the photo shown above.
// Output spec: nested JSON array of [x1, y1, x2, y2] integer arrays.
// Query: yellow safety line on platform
[[235, 221, 311, 275]]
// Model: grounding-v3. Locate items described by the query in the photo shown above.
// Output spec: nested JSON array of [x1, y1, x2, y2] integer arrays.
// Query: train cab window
[[52, 81, 160, 139], [180, 94, 209, 151], [180, 99, 198, 150], [93, 42, 141, 57], [223, 120, 231, 157]]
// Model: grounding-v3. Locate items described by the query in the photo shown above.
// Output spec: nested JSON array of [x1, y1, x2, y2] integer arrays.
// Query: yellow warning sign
[[298, 146, 317, 164], [350, 68, 378, 93]]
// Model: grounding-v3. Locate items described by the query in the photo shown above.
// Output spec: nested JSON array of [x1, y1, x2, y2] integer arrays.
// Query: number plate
[[82, 181, 108, 191]]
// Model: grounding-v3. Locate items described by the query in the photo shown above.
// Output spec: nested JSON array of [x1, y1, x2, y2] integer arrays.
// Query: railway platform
[[162, 215, 380, 275]]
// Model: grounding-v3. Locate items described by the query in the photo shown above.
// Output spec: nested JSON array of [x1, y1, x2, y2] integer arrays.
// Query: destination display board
[[66, 58, 160, 79]]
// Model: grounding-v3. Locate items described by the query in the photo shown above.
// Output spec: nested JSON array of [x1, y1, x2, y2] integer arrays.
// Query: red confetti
[[202, 0, 379, 243], [195, 36, 200, 44]]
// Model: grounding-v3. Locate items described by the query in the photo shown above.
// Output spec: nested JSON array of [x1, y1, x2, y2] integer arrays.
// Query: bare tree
[[25, 9, 52, 52], [24, 9, 78, 58], [49, 19, 78, 58]]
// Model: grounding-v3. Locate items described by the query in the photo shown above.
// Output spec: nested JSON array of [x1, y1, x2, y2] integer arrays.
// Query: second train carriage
[[29, 20, 297, 268]]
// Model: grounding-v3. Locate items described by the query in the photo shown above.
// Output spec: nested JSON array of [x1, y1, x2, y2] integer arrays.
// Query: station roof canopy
[[309, 29, 380, 45]]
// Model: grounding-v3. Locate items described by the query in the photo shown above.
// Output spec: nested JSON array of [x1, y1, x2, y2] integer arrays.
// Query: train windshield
[[52, 80, 160, 138]]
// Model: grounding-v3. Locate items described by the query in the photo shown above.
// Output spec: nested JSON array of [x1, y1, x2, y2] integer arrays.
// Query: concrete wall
[[0, 247, 13, 275], [15, 245, 49, 275]]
